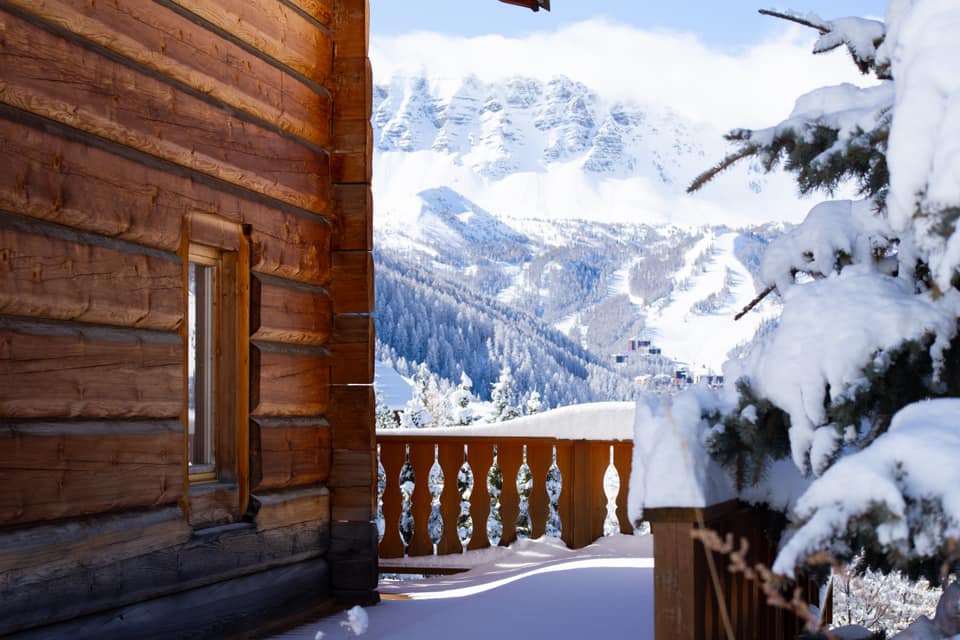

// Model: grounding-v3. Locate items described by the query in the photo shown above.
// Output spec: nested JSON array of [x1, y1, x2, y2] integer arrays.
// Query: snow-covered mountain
[[373, 72, 790, 405], [373, 73, 813, 228]]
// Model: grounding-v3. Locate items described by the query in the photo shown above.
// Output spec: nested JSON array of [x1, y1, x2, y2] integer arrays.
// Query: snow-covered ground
[[270, 535, 654, 640]]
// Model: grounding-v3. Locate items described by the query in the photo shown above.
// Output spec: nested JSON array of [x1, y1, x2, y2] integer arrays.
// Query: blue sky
[[371, 1, 888, 49]]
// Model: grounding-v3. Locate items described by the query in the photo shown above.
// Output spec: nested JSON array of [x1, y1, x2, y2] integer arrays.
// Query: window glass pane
[[188, 260, 216, 473]]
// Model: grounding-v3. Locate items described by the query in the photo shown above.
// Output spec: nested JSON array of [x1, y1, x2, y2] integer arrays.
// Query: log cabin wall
[[0, 0, 375, 636]]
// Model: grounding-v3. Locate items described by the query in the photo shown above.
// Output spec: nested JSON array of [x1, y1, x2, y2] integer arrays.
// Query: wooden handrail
[[376, 434, 634, 559]]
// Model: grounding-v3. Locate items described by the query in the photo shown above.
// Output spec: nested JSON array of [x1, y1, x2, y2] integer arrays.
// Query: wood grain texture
[[328, 384, 373, 450], [330, 251, 372, 314], [255, 485, 329, 530], [5, 0, 332, 150], [331, 183, 372, 251], [0, 505, 189, 580], [253, 417, 331, 490], [0, 12, 330, 216], [0, 421, 183, 526], [0, 318, 182, 419], [377, 440, 405, 558], [0, 121, 332, 285], [250, 342, 330, 417], [251, 274, 331, 347], [7, 559, 332, 640], [163, 0, 334, 87], [331, 314, 372, 384], [331, 117, 373, 185], [329, 449, 374, 488], [330, 484, 375, 522], [0, 520, 330, 636], [0, 220, 182, 330], [284, 0, 334, 26]]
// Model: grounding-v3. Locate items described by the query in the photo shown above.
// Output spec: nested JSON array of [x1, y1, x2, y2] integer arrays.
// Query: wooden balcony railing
[[376, 429, 827, 640], [376, 435, 634, 561]]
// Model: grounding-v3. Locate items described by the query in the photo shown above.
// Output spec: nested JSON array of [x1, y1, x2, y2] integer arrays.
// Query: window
[[181, 213, 250, 526], [187, 245, 220, 483]]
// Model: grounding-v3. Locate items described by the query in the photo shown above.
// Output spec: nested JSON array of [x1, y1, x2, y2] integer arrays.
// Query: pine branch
[[758, 9, 829, 34], [734, 285, 775, 321], [687, 146, 759, 194]]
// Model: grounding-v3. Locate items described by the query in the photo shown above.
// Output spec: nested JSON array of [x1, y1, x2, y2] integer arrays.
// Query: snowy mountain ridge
[[373, 72, 817, 228]]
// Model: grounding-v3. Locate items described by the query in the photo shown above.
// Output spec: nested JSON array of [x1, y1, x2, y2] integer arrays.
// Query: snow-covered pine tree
[[524, 390, 543, 416], [691, 1, 960, 583], [447, 372, 478, 426], [400, 362, 436, 428], [375, 390, 398, 430], [488, 366, 520, 423]]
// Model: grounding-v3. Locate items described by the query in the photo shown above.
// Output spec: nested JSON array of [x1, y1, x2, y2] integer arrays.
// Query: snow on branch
[[760, 8, 887, 76]]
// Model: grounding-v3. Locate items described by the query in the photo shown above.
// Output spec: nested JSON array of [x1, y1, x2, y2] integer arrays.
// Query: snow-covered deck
[[271, 535, 655, 640]]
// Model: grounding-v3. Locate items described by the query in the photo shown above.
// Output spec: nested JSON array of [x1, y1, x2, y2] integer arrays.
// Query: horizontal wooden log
[[329, 449, 374, 488], [328, 384, 374, 450], [331, 118, 373, 185], [332, 56, 372, 121], [330, 342, 372, 385], [329, 521, 378, 594], [253, 417, 331, 490], [330, 251, 373, 314], [0, 421, 183, 526], [9, 558, 332, 640], [6, 0, 331, 150], [0, 520, 330, 636], [0, 505, 190, 576], [0, 317, 182, 419], [330, 485, 375, 522], [0, 217, 182, 330], [331, 183, 372, 251], [284, 0, 334, 26], [0, 120, 331, 286], [161, 0, 334, 88], [331, 0, 369, 59], [251, 274, 331, 347], [0, 12, 329, 216], [331, 315, 372, 385], [187, 483, 241, 528], [250, 342, 330, 417], [255, 485, 330, 530]]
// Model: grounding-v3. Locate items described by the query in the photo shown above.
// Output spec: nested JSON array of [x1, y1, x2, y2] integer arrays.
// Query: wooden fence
[[377, 435, 634, 559], [376, 433, 828, 640]]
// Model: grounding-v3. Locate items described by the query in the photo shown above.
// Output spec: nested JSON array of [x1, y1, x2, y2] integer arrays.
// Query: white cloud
[[371, 18, 875, 132]]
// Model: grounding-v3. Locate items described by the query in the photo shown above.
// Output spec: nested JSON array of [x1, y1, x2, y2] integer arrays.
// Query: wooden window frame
[[180, 213, 251, 527]]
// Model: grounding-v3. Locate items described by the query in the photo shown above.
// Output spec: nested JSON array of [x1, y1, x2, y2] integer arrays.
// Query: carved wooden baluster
[[398, 444, 415, 554], [497, 441, 523, 546], [545, 445, 562, 538], [602, 444, 620, 536], [427, 444, 444, 550], [467, 442, 493, 550], [486, 445, 503, 546], [456, 444, 474, 550], [376, 444, 385, 543], [515, 445, 533, 540], [613, 442, 635, 534], [378, 440, 406, 559], [408, 441, 435, 556], [554, 442, 575, 548], [436, 442, 463, 555], [525, 441, 553, 538]]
